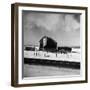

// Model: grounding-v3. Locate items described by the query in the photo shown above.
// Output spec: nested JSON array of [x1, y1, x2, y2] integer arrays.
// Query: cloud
[[64, 15, 80, 32], [23, 11, 80, 33], [35, 14, 62, 32]]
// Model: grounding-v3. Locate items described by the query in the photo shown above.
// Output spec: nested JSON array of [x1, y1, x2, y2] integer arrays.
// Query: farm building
[[58, 47, 72, 53], [39, 36, 57, 52]]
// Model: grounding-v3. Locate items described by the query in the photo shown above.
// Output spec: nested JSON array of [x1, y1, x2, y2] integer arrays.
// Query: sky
[[22, 11, 81, 47]]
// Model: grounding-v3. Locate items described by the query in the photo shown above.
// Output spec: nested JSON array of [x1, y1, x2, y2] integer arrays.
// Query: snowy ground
[[24, 48, 81, 62]]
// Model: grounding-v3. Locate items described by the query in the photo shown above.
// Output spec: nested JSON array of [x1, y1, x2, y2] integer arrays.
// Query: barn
[[39, 36, 57, 52]]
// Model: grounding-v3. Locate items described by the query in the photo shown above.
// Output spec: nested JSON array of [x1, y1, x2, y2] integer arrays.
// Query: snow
[[24, 48, 81, 62]]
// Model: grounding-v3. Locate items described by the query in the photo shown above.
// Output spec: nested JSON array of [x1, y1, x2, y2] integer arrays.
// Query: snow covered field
[[24, 48, 81, 62]]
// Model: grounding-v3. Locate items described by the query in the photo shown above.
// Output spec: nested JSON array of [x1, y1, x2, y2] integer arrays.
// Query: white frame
[[18, 6, 86, 84]]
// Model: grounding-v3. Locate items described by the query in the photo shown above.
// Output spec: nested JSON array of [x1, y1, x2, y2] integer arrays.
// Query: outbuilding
[[39, 36, 57, 52]]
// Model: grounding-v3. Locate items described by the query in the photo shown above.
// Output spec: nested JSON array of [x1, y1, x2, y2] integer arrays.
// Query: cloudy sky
[[22, 11, 81, 47]]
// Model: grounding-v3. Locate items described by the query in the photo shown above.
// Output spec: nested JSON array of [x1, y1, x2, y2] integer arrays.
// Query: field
[[24, 48, 80, 78], [24, 48, 81, 62], [24, 64, 80, 77]]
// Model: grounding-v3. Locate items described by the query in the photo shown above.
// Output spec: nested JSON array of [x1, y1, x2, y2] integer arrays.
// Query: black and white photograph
[[23, 11, 81, 78], [11, 3, 87, 87]]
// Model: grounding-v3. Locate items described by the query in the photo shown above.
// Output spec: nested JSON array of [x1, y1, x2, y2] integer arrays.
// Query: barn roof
[[39, 36, 57, 44]]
